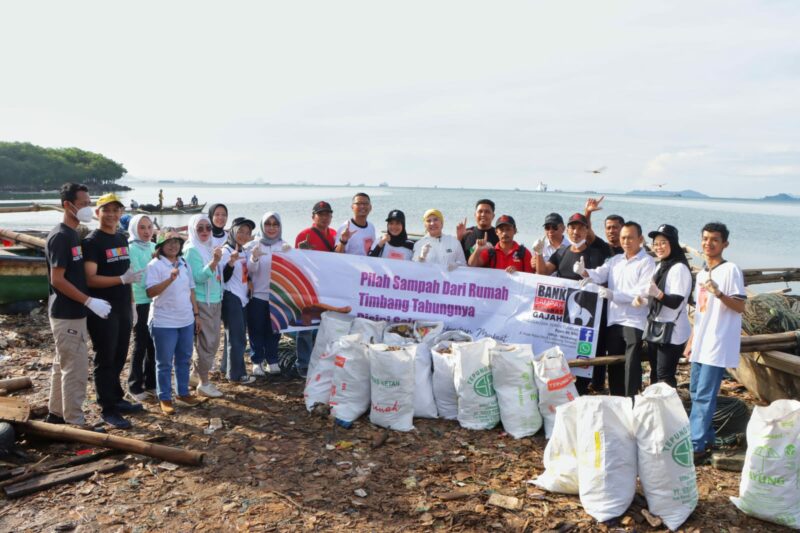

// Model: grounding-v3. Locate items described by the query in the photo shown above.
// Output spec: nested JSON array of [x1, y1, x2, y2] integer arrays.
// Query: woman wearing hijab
[[246, 212, 292, 376], [412, 209, 466, 269], [127, 214, 157, 401], [221, 217, 257, 383], [184, 214, 224, 398], [208, 203, 229, 247], [644, 224, 693, 387], [368, 209, 414, 260]]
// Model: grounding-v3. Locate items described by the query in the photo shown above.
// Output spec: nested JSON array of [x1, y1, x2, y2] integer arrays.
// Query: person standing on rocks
[[45, 183, 112, 428], [83, 193, 145, 429]]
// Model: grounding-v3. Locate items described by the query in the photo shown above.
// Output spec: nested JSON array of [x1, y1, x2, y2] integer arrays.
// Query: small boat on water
[[132, 202, 207, 215]]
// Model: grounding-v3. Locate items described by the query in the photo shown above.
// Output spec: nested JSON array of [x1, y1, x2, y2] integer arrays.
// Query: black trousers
[[647, 340, 686, 388], [128, 303, 156, 394], [606, 324, 644, 398], [590, 301, 609, 391], [87, 304, 132, 414]]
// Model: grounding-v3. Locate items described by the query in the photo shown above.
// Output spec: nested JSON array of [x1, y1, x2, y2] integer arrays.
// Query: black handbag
[[643, 319, 674, 345]]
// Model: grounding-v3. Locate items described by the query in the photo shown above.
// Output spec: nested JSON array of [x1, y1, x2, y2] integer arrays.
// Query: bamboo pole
[[0, 228, 47, 250], [568, 355, 625, 367], [17, 420, 205, 466], [740, 331, 799, 348]]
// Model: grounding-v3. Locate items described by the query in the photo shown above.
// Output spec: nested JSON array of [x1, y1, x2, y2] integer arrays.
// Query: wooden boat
[[729, 349, 800, 403], [132, 202, 207, 215], [0, 249, 48, 305]]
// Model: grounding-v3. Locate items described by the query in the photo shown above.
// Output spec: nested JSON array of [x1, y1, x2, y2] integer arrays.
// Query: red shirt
[[479, 242, 533, 273], [295, 226, 337, 252]]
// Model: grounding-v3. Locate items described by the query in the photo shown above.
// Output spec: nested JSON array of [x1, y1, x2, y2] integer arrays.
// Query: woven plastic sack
[[491, 343, 542, 438], [534, 400, 580, 494], [533, 346, 579, 438], [350, 317, 387, 344], [307, 312, 353, 379], [329, 334, 370, 423], [368, 344, 415, 432], [430, 331, 474, 420], [453, 338, 499, 430]]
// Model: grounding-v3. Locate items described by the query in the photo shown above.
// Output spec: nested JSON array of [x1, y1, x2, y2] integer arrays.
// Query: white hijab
[[186, 214, 214, 263]]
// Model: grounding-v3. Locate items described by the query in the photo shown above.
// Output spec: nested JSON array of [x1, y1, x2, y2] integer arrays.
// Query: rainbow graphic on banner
[[269, 254, 319, 330]]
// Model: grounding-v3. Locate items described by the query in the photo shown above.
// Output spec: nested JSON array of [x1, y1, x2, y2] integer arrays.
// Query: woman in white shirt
[[145, 229, 202, 415], [368, 209, 414, 260], [644, 224, 693, 387], [412, 209, 466, 270], [246, 212, 292, 376], [221, 217, 257, 383]]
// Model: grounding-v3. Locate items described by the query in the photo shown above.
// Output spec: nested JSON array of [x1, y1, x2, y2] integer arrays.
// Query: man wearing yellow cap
[[412, 209, 466, 270], [82, 193, 145, 429]]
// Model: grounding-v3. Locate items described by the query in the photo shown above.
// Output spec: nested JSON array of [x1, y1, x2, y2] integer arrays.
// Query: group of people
[[45, 184, 744, 461]]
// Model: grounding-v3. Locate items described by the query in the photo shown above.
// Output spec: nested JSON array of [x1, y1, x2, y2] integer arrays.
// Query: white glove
[[631, 295, 648, 308], [578, 276, 592, 289], [131, 301, 138, 327], [85, 297, 112, 319], [447, 262, 459, 272], [120, 268, 144, 285], [647, 281, 662, 298], [598, 287, 614, 301], [419, 243, 432, 261], [572, 256, 586, 277], [532, 237, 545, 254], [280, 242, 292, 252]]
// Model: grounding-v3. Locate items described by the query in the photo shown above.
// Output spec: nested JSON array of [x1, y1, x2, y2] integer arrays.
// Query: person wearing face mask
[[44, 183, 112, 430], [184, 214, 225, 398], [83, 193, 145, 430], [221, 217, 258, 383], [368, 210, 414, 260], [208, 203, 229, 248], [643, 224, 692, 388], [246, 212, 293, 376], [335, 193, 376, 255], [126, 214, 157, 402], [575, 221, 656, 398], [412, 209, 467, 269]]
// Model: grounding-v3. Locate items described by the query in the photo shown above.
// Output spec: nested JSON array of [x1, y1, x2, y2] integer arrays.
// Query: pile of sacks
[[534, 383, 698, 530], [303, 312, 581, 438]]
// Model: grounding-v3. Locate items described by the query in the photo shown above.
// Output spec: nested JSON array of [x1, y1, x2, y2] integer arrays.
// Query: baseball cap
[[495, 214, 516, 228], [567, 213, 589, 226], [95, 193, 125, 209], [543, 212, 564, 226], [230, 216, 256, 231], [648, 224, 679, 241], [312, 201, 333, 214], [386, 209, 405, 223]]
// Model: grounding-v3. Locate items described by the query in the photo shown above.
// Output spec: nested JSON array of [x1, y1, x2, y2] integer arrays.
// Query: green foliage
[[0, 141, 127, 191]]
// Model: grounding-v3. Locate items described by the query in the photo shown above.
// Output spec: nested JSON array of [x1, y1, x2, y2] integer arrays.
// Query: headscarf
[[259, 211, 282, 247], [186, 214, 214, 263], [208, 203, 228, 239], [422, 209, 443, 224], [128, 214, 153, 250], [226, 217, 256, 251], [652, 228, 690, 289], [386, 210, 409, 247]]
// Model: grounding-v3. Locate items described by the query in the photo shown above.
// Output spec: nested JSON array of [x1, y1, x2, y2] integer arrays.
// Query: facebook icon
[[579, 328, 594, 343]]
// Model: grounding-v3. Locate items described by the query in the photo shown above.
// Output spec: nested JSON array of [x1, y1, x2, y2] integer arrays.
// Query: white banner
[[269, 250, 602, 378]]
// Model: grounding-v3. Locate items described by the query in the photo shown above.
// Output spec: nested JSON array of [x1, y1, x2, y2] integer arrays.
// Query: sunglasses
[[196, 225, 212, 231], [544, 224, 559, 230]]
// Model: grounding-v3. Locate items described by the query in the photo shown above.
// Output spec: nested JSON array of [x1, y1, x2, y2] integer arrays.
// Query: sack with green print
[[730, 399, 800, 529], [490, 343, 542, 439], [453, 338, 499, 430]]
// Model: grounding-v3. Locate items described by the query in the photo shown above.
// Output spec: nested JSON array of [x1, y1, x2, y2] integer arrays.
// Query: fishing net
[[742, 293, 800, 336], [680, 394, 750, 447]]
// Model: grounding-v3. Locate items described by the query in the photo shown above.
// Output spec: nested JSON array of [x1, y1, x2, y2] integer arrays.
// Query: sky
[[1, 0, 798, 197]]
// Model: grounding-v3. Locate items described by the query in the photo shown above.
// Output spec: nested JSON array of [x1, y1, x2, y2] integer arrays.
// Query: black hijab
[[208, 203, 228, 239], [225, 217, 255, 251], [386, 210, 409, 247], [653, 231, 690, 289]]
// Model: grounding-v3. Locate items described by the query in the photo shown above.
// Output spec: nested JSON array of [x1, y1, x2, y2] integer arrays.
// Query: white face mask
[[74, 205, 94, 223], [572, 239, 587, 248]]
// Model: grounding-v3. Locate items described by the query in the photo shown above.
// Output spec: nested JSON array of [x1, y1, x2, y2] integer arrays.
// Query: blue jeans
[[150, 324, 194, 401], [247, 297, 281, 365], [294, 329, 317, 371], [222, 291, 248, 380], [689, 361, 725, 452]]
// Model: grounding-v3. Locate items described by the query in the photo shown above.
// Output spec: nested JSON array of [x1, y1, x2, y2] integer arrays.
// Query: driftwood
[[3, 458, 127, 498], [0, 377, 33, 397], [16, 421, 204, 466], [0, 449, 115, 487]]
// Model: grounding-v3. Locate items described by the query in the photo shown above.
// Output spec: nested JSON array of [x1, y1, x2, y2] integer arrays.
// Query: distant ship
[[537, 181, 548, 192], [378, 182, 389, 187]]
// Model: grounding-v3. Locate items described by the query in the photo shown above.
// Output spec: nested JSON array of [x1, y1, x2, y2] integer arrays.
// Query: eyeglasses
[[196, 225, 212, 231], [544, 224, 559, 230]]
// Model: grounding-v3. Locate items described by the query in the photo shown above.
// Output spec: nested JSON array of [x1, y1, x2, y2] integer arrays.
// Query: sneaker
[[188, 372, 201, 388], [129, 390, 153, 402], [236, 375, 257, 384], [197, 382, 223, 398], [160, 400, 175, 415], [267, 363, 281, 375], [44, 413, 65, 424], [252, 363, 266, 377], [176, 394, 204, 407], [101, 412, 132, 429], [115, 399, 145, 414], [295, 366, 308, 379]]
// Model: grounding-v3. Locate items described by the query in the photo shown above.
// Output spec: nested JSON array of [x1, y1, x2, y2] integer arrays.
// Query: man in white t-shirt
[[335, 192, 377, 256], [684, 222, 746, 462]]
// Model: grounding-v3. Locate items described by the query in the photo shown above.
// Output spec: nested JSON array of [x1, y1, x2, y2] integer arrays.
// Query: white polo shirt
[[146, 255, 196, 328], [586, 247, 656, 329], [690, 261, 746, 368]]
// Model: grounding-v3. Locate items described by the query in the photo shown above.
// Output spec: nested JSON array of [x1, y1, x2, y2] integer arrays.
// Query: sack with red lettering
[[381, 323, 437, 418], [534, 400, 580, 494], [329, 334, 371, 423], [533, 346, 579, 438], [490, 343, 542, 438], [431, 331, 473, 420], [305, 332, 364, 411], [413, 320, 444, 345], [368, 344, 416, 432], [350, 317, 387, 344], [453, 338, 499, 430], [307, 312, 354, 379]]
